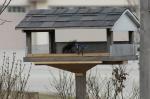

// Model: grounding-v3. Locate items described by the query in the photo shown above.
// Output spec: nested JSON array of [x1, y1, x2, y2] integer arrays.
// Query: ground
[[39, 93, 56, 99]]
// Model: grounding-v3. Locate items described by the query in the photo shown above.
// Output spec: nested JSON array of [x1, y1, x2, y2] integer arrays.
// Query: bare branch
[[0, 0, 12, 15], [48, 70, 75, 99], [0, 52, 31, 99]]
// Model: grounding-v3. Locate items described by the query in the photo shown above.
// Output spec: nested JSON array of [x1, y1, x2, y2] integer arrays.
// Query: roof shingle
[[16, 7, 127, 30]]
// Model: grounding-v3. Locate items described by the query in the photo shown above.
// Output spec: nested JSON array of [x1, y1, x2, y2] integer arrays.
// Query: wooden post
[[107, 28, 113, 52], [26, 31, 32, 54], [75, 73, 86, 99], [128, 31, 134, 44], [49, 30, 56, 53], [140, 0, 150, 98]]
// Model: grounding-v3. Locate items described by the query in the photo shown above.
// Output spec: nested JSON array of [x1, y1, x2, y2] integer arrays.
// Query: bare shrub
[[87, 69, 113, 99], [49, 65, 139, 99], [112, 65, 128, 99], [0, 0, 12, 25], [128, 83, 139, 99], [49, 70, 75, 99], [87, 65, 139, 99], [0, 52, 31, 99]]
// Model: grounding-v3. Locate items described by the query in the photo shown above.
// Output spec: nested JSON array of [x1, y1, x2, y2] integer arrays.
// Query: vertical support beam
[[140, 0, 150, 98], [49, 30, 56, 53], [107, 28, 113, 52], [129, 31, 134, 44], [75, 73, 86, 99], [26, 31, 32, 54]]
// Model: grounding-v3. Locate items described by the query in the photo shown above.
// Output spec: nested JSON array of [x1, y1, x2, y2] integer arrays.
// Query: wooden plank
[[23, 30, 50, 32], [34, 61, 102, 65], [21, 26, 112, 31], [26, 32, 32, 54], [110, 44, 135, 56], [34, 61, 128, 65], [24, 55, 138, 62], [47, 64, 96, 73], [27, 52, 110, 57]]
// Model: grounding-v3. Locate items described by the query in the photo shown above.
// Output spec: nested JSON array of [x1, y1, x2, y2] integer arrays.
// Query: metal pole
[[140, 0, 150, 98]]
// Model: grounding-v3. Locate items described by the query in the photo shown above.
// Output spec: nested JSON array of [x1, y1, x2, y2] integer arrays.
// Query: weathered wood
[[110, 44, 135, 56], [24, 55, 138, 62], [26, 32, 32, 54], [49, 30, 56, 53], [140, 0, 150, 98], [107, 28, 113, 52], [75, 73, 86, 99], [47, 64, 95, 73], [34, 61, 102, 65], [36, 61, 128, 66], [27, 52, 110, 57], [23, 30, 50, 32], [129, 31, 134, 44]]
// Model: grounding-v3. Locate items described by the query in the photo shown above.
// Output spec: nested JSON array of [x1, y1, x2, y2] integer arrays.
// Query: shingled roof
[[16, 7, 139, 30]]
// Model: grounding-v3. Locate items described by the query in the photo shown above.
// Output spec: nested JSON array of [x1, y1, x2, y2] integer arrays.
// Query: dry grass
[[39, 93, 58, 99], [39, 93, 75, 99]]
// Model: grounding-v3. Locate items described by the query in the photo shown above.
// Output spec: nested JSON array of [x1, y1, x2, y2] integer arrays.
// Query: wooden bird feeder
[[16, 7, 140, 99]]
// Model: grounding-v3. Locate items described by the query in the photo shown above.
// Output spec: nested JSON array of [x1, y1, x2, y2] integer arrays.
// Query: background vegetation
[[48, 65, 139, 99]]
